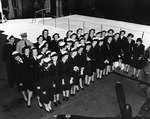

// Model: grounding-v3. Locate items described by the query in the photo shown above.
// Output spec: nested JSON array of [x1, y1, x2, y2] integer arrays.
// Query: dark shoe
[[81, 88, 84, 90], [77, 89, 79, 92], [57, 100, 62, 105], [132, 74, 135, 77], [86, 84, 89, 87], [54, 102, 58, 107], [27, 105, 31, 108], [91, 81, 94, 83], [135, 77, 138, 80], [49, 109, 54, 112], [66, 97, 69, 101], [62, 96, 66, 101]]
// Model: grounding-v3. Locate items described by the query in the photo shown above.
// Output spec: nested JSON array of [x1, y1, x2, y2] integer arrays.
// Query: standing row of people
[[2, 28, 145, 112]]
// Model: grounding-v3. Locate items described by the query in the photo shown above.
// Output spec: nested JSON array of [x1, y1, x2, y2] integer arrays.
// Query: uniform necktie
[[24, 41, 28, 47]]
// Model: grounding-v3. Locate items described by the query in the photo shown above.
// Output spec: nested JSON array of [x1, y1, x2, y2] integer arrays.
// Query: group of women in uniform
[[3, 28, 145, 112]]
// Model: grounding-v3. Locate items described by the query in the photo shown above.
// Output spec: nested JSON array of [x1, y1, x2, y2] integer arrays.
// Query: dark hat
[[96, 32, 101, 35], [101, 30, 106, 33], [136, 38, 143, 43], [22, 46, 31, 54], [108, 29, 114, 33], [52, 33, 60, 39], [89, 29, 95, 33], [127, 33, 134, 38], [20, 33, 27, 37], [120, 30, 126, 34], [76, 28, 82, 32], [8, 35, 14, 40]]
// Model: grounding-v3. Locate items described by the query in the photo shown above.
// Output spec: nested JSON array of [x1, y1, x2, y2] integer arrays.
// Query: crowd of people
[[2, 28, 146, 112]]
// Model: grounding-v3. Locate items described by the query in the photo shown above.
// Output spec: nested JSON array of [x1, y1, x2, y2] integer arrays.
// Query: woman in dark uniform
[[42, 29, 52, 50], [84, 41, 93, 86], [77, 44, 86, 90], [95, 40, 105, 79], [104, 36, 113, 75], [83, 33, 89, 42], [90, 39, 99, 82], [118, 30, 127, 69], [39, 57, 54, 112], [2, 35, 16, 88], [36, 54, 44, 108], [30, 48, 40, 102], [12, 51, 28, 103], [22, 46, 33, 108], [87, 29, 95, 42], [64, 30, 73, 42], [51, 33, 60, 53], [70, 48, 80, 96], [60, 51, 72, 101], [34, 35, 44, 51], [122, 33, 135, 73], [76, 28, 83, 41], [131, 38, 145, 79], [111, 33, 120, 70], [50, 52, 62, 106]]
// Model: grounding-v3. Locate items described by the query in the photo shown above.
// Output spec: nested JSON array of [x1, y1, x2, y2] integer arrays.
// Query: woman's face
[[38, 36, 43, 44], [9, 37, 15, 44], [108, 37, 112, 43], [52, 56, 58, 62], [54, 35, 59, 40], [71, 35, 76, 40], [99, 41, 103, 46], [78, 47, 83, 53], [137, 41, 141, 46], [32, 49, 38, 56], [86, 45, 91, 51], [44, 31, 48, 36], [62, 55, 68, 61], [84, 34, 88, 39], [114, 34, 119, 40], [92, 41, 97, 47], [15, 55, 21, 61], [71, 51, 77, 57], [25, 48, 30, 56], [77, 29, 82, 35]]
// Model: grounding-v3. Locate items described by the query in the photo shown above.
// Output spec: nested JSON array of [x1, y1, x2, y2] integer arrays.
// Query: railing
[[32, 11, 150, 49], [32, 8, 56, 24]]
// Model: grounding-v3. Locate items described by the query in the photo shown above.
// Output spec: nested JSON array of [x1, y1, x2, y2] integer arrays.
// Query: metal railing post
[[142, 31, 144, 40], [68, 18, 70, 30], [55, 17, 56, 28], [83, 21, 85, 34], [100, 24, 103, 31]]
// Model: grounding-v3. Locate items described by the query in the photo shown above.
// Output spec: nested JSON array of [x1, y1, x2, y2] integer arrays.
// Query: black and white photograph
[[0, 0, 150, 119]]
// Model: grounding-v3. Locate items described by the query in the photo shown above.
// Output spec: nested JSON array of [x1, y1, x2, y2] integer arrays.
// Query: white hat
[[37, 54, 43, 60], [59, 42, 66, 47], [12, 51, 19, 56], [39, 40, 47, 49], [50, 52, 57, 57], [61, 50, 68, 56], [46, 50, 51, 55], [43, 57, 50, 63]]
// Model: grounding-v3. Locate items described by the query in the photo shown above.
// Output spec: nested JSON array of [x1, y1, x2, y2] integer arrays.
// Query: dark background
[[2, 0, 150, 25]]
